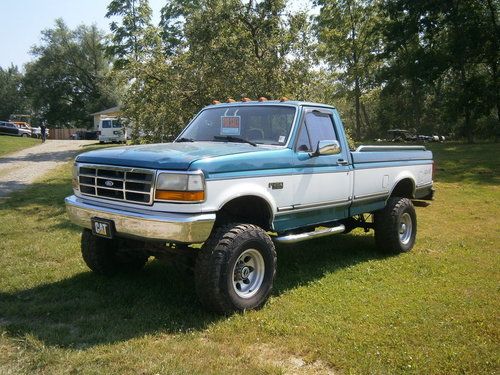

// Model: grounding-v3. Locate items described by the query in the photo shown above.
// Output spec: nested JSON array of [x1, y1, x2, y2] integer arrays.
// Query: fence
[[47, 128, 87, 140]]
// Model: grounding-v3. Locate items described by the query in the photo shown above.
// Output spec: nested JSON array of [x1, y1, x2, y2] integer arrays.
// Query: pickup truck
[[65, 100, 434, 314]]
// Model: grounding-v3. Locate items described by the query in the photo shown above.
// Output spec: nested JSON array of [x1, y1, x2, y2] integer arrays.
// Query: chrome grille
[[77, 164, 155, 205]]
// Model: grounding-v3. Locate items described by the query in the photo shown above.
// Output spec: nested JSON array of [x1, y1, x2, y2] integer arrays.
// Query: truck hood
[[75, 142, 267, 170]]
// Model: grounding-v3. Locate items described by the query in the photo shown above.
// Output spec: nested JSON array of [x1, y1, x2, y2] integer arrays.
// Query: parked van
[[97, 117, 127, 143]]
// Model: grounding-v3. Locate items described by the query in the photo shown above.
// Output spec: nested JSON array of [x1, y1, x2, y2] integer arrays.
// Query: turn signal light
[[155, 190, 205, 202]]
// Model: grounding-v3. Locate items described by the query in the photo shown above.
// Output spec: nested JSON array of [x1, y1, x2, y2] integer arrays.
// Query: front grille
[[78, 164, 155, 205]]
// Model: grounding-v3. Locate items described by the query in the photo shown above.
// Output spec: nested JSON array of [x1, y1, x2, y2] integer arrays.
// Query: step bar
[[274, 224, 345, 244]]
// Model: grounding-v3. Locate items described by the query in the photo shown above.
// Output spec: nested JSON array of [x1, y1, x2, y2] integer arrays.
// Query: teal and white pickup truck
[[66, 100, 434, 314]]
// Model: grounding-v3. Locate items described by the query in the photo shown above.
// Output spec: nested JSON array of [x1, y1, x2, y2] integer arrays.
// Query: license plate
[[91, 217, 114, 239]]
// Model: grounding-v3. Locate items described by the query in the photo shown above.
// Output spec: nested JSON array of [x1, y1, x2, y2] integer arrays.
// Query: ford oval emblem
[[104, 180, 114, 187]]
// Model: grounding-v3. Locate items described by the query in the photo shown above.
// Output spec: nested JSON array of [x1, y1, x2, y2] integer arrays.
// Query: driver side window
[[296, 110, 337, 152]]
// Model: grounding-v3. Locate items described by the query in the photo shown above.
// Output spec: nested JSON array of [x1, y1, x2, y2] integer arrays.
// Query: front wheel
[[194, 223, 276, 314], [374, 197, 417, 254]]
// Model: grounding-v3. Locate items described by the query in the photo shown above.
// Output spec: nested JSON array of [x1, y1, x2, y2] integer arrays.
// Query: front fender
[[202, 179, 278, 217]]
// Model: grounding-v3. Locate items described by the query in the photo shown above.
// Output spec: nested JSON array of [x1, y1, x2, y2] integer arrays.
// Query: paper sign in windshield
[[221, 116, 241, 136]]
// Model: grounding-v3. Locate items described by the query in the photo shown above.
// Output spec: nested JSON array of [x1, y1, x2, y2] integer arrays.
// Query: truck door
[[290, 107, 353, 223]]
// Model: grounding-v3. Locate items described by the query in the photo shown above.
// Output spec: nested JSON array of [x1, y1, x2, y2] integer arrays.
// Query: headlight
[[155, 173, 205, 202]]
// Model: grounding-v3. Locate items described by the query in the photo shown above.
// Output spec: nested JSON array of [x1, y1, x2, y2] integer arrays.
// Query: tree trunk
[[361, 102, 370, 129], [411, 80, 422, 132], [354, 75, 361, 139], [485, 0, 499, 141], [464, 107, 473, 143], [460, 67, 474, 143]]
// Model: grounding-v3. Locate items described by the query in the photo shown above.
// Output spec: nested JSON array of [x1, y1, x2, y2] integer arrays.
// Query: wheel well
[[390, 178, 415, 199], [216, 196, 272, 230]]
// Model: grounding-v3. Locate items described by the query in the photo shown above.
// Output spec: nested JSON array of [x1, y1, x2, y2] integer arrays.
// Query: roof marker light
[[258, 97, 268, 102], [212, 100, 221, 105], [241, 97, 251, 102], [227, 98, 236, 103], [279, 97, 289, 102]]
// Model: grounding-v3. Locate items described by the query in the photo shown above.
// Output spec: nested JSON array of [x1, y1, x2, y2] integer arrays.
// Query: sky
[[0, 0, 165, 69], [0, 0, 314, 70]]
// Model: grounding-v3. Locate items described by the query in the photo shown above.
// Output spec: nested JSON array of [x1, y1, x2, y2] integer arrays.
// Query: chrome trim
[[65, 195, 215, 243], [76, 163, 156, 205], [274, 224, 345, 244], [276, 198, 351, 213], [352, 192, 389, 202], [153, 169, 207, 203], [313, 140, 342, 156], [277, 205, 294, 212], [356, 145, 427, 152]]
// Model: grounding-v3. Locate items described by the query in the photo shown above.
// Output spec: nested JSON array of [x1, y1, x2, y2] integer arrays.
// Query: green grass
[[0, 136, 41, 156], [0, 143, 498, 374]]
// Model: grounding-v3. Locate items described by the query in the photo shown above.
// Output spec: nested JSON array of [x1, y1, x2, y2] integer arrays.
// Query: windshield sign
[[221, 116, 241, 136], [180, 106, 296, 146]]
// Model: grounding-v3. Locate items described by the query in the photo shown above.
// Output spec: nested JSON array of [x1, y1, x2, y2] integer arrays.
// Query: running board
[[274, 224, 345, 244]]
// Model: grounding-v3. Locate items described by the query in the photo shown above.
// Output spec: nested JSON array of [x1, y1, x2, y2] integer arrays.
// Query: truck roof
[[204, 100, 336, 110]]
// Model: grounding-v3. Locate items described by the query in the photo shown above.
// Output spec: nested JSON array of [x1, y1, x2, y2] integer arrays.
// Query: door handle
[[337, 159, 349, 166]]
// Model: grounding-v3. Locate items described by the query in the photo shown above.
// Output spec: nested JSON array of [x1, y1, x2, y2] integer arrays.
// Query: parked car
[[71, 130, 98, 140], [0, 121, 30, 137], [13, 122, 31, 131], [66, 99, 434, 314]]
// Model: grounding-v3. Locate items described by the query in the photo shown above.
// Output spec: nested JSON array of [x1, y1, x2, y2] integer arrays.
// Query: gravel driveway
[[0, 140, 96, 199]]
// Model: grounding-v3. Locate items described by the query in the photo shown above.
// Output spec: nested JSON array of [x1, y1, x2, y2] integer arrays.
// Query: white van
[[97, 117, 128, 143]]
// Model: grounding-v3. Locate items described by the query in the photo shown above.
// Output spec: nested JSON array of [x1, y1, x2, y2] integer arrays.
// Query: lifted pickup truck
[[66, 100, 434, 314]]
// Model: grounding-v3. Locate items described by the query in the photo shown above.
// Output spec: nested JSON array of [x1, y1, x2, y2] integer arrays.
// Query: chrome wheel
[[399, 212, 413, 245], [232, 248, 265, 299]]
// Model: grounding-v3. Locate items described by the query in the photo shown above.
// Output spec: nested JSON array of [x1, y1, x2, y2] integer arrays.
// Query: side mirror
[[311, 140, 342, 156]]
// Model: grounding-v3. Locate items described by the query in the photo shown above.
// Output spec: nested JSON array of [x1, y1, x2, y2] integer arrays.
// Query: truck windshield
[[180, 106, 296, 146]]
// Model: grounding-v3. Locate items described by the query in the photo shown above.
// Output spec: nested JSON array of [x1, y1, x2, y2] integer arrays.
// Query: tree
[[23, 19, 119, 128], [378, 0, 499, 142], [315, 0, 381, 139], [106, 0, 154, 69], [114, 0, 317, 142], [0, 65, 28, 121]]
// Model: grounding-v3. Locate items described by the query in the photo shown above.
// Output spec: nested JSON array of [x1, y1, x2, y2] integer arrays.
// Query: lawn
[[0, 143, 498, 374], [0, 135, 41, 157]]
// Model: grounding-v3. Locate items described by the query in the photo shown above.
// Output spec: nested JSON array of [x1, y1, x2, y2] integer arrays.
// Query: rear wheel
[[81, 229, 148, 275], [194, 223, 276, 314], [374, 197, 417, 254]]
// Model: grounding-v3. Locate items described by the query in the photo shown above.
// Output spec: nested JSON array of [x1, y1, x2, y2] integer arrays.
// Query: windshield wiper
[[176, 137, 194, 142], [213, 135, 257, 147]]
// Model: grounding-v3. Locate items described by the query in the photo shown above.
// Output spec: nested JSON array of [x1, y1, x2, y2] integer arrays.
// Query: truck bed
[[348, 145, 434, 216]]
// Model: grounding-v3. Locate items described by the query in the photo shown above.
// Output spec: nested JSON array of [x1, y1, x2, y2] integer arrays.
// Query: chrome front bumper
[[65, 195, 215, 243]]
